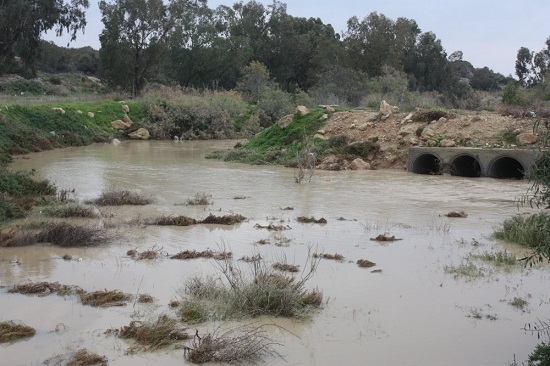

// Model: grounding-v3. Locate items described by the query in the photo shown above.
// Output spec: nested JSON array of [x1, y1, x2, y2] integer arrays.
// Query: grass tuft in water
[[0, 321, 36, 343]]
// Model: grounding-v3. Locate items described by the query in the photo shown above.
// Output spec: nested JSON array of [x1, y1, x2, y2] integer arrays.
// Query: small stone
[[87, 112, 95, 118], [440, 139, 456, 147], [296, 106, 309, 116]]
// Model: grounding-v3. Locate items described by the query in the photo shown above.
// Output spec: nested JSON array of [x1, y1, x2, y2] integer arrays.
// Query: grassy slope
[[209, 108, 328, 165], [0, 101, 146, 164]]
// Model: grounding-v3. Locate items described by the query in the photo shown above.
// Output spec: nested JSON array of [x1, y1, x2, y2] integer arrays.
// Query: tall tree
[[0, 0, 88, 75], [516, 47, 534, 85], [99, 0, 197, 96]]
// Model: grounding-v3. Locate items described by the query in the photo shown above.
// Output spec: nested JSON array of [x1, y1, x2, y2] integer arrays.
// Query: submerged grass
[[87, 190, 152, 206], [178, 257, 322, 323], [115, 315, 189, 351], [79, 290, 132, 307], [313, 253, 344, 261], [43, 204, 97, 218], [296, 216, 327, 224], [185, 193, 213, 206], [170, 250, 232, 261], [470, 250, 519, 267], [0, 321, 35, 342], [444, 262, 486, 281], [43, 348, 108, 366]]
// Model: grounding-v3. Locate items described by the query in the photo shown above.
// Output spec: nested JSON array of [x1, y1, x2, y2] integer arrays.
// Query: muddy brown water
[[2, 140, 549, 365]]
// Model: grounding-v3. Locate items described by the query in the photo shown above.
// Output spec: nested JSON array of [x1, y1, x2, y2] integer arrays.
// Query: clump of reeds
[[154, 215, 197, 226], [185, 193, 213, 206], [184, 324, 279, 364], [36, 222, 107, 247], [0, 228, 36, 247], [297, 216, 327, 224], [357, 259, 376, 268], [313, 253, 344, 261], [170, 250, 232, 261], [200, 214, 246, 225], [178, 256, 322, 322], [494, 212, 550, 249], [44, 204, 98, 218], [272, 262, 300, 273], [88, 190, 152, 206], [370, 233, 401, 242], [445, 211, 468, 218], [115, 315, 189, 350], [79, 290, 132, 307], [0, 321, 36, 343]]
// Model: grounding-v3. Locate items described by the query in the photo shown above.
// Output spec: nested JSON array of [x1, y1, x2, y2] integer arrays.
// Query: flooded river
[[1, 141, 549, 365]]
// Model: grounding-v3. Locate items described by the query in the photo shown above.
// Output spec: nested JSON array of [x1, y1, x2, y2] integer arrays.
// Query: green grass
[[494, 212, 550, 249]]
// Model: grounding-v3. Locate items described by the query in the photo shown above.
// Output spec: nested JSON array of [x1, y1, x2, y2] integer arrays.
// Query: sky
[[44, 0, 550, 77]]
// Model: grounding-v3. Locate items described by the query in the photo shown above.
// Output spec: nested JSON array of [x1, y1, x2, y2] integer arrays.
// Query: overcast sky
[[45, 0, 550, 77]]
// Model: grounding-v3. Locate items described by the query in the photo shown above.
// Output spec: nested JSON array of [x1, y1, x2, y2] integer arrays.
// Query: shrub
[[37, 222, 107, 247], [178, 256, 322, 322], [255, 88, 295, 127], [87, 190, 152, 206], [502, 81, 523, 105]]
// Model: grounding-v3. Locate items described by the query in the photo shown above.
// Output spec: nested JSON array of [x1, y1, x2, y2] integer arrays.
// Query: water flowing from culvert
[[1, 140, 548, 365]]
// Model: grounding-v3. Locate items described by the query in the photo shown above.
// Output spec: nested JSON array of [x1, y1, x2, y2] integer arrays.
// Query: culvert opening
[[488, 157, 525, 179], [450, 155, 481, 177], [412, 154, 441, 174]]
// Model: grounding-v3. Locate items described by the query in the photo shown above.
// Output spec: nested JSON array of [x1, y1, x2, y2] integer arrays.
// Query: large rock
[[296, 106, 309, 116], [440, 139, 456, 147], [398, 124, 418, 136], [128, 128, 150, 140], [380, 100, 399, 115], [517, 133, 538, 144], [351, 158, 371, 170], [122, 104, 130, 113], [325, 106, 335, 113], [111, 138, 121, 145], [111, 119, 131, 130], [122, 113, 133, 126]]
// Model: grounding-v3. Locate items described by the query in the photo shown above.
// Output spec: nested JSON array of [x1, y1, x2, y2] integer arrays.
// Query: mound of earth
[[314, 105, 538, 170]]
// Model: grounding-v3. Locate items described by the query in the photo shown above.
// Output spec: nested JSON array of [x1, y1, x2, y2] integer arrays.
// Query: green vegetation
[[494, 212, 550, 258], [87, 190, 152, 206], [44, 204, 97, 218], [470, 250, 519, 267]]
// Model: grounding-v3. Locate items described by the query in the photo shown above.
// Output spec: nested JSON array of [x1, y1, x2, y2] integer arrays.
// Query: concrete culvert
[[412, 154, 441, 174], [450, 155, 481, 177], [488, 157, 525, 179]]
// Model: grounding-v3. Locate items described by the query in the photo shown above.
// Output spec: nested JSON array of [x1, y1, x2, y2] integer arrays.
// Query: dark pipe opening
[[488, 157, 525, 179], [450, 155, 481, 177], [412, 154, 441, 175]]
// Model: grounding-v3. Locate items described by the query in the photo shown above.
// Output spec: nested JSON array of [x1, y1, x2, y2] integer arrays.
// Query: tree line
[[1, 0, 512, 102]]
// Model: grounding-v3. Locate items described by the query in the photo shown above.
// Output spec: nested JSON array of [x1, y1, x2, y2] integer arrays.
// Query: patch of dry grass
[[313, 253, 344, 261], [253, 223, 289, 231], [240, 254, 262, 263], [370, 233, 401, 242], [170, 250, 232, 261], [0, 321, 35, 343], [8, 281, 79, 296], [43, 348, 108, 366], [200, 214, 246, 225], [154, 215, 197, 226], [184, 324, 279, 364], [445, 211, 468, 218], [113, 315, 189, 351], [88, 190, 152, 206], [138, 294, 154, 303], [272, 262, 300, 273], [297, 216, 327, 224], [79, 290, 132, 307], [0, 228, 36, 247], [127, 246, 165, 260]]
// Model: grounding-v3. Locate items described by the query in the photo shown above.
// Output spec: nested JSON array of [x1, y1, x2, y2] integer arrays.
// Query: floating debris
[[272, 263, 300, 273], [370, 234, 401, 242], [200, 214, 246, 225], [357, 259, 376, 268], [445, 211, 468, 218], [0, 321, 36, 343], [79, 290, 132, 307], [313, 253, 344, 261], [170, 250, 232, 261]]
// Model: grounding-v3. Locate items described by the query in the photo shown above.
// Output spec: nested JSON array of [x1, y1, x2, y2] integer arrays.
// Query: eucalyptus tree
[[99, 0, 204, 95], [0, 0, 89, 75]]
